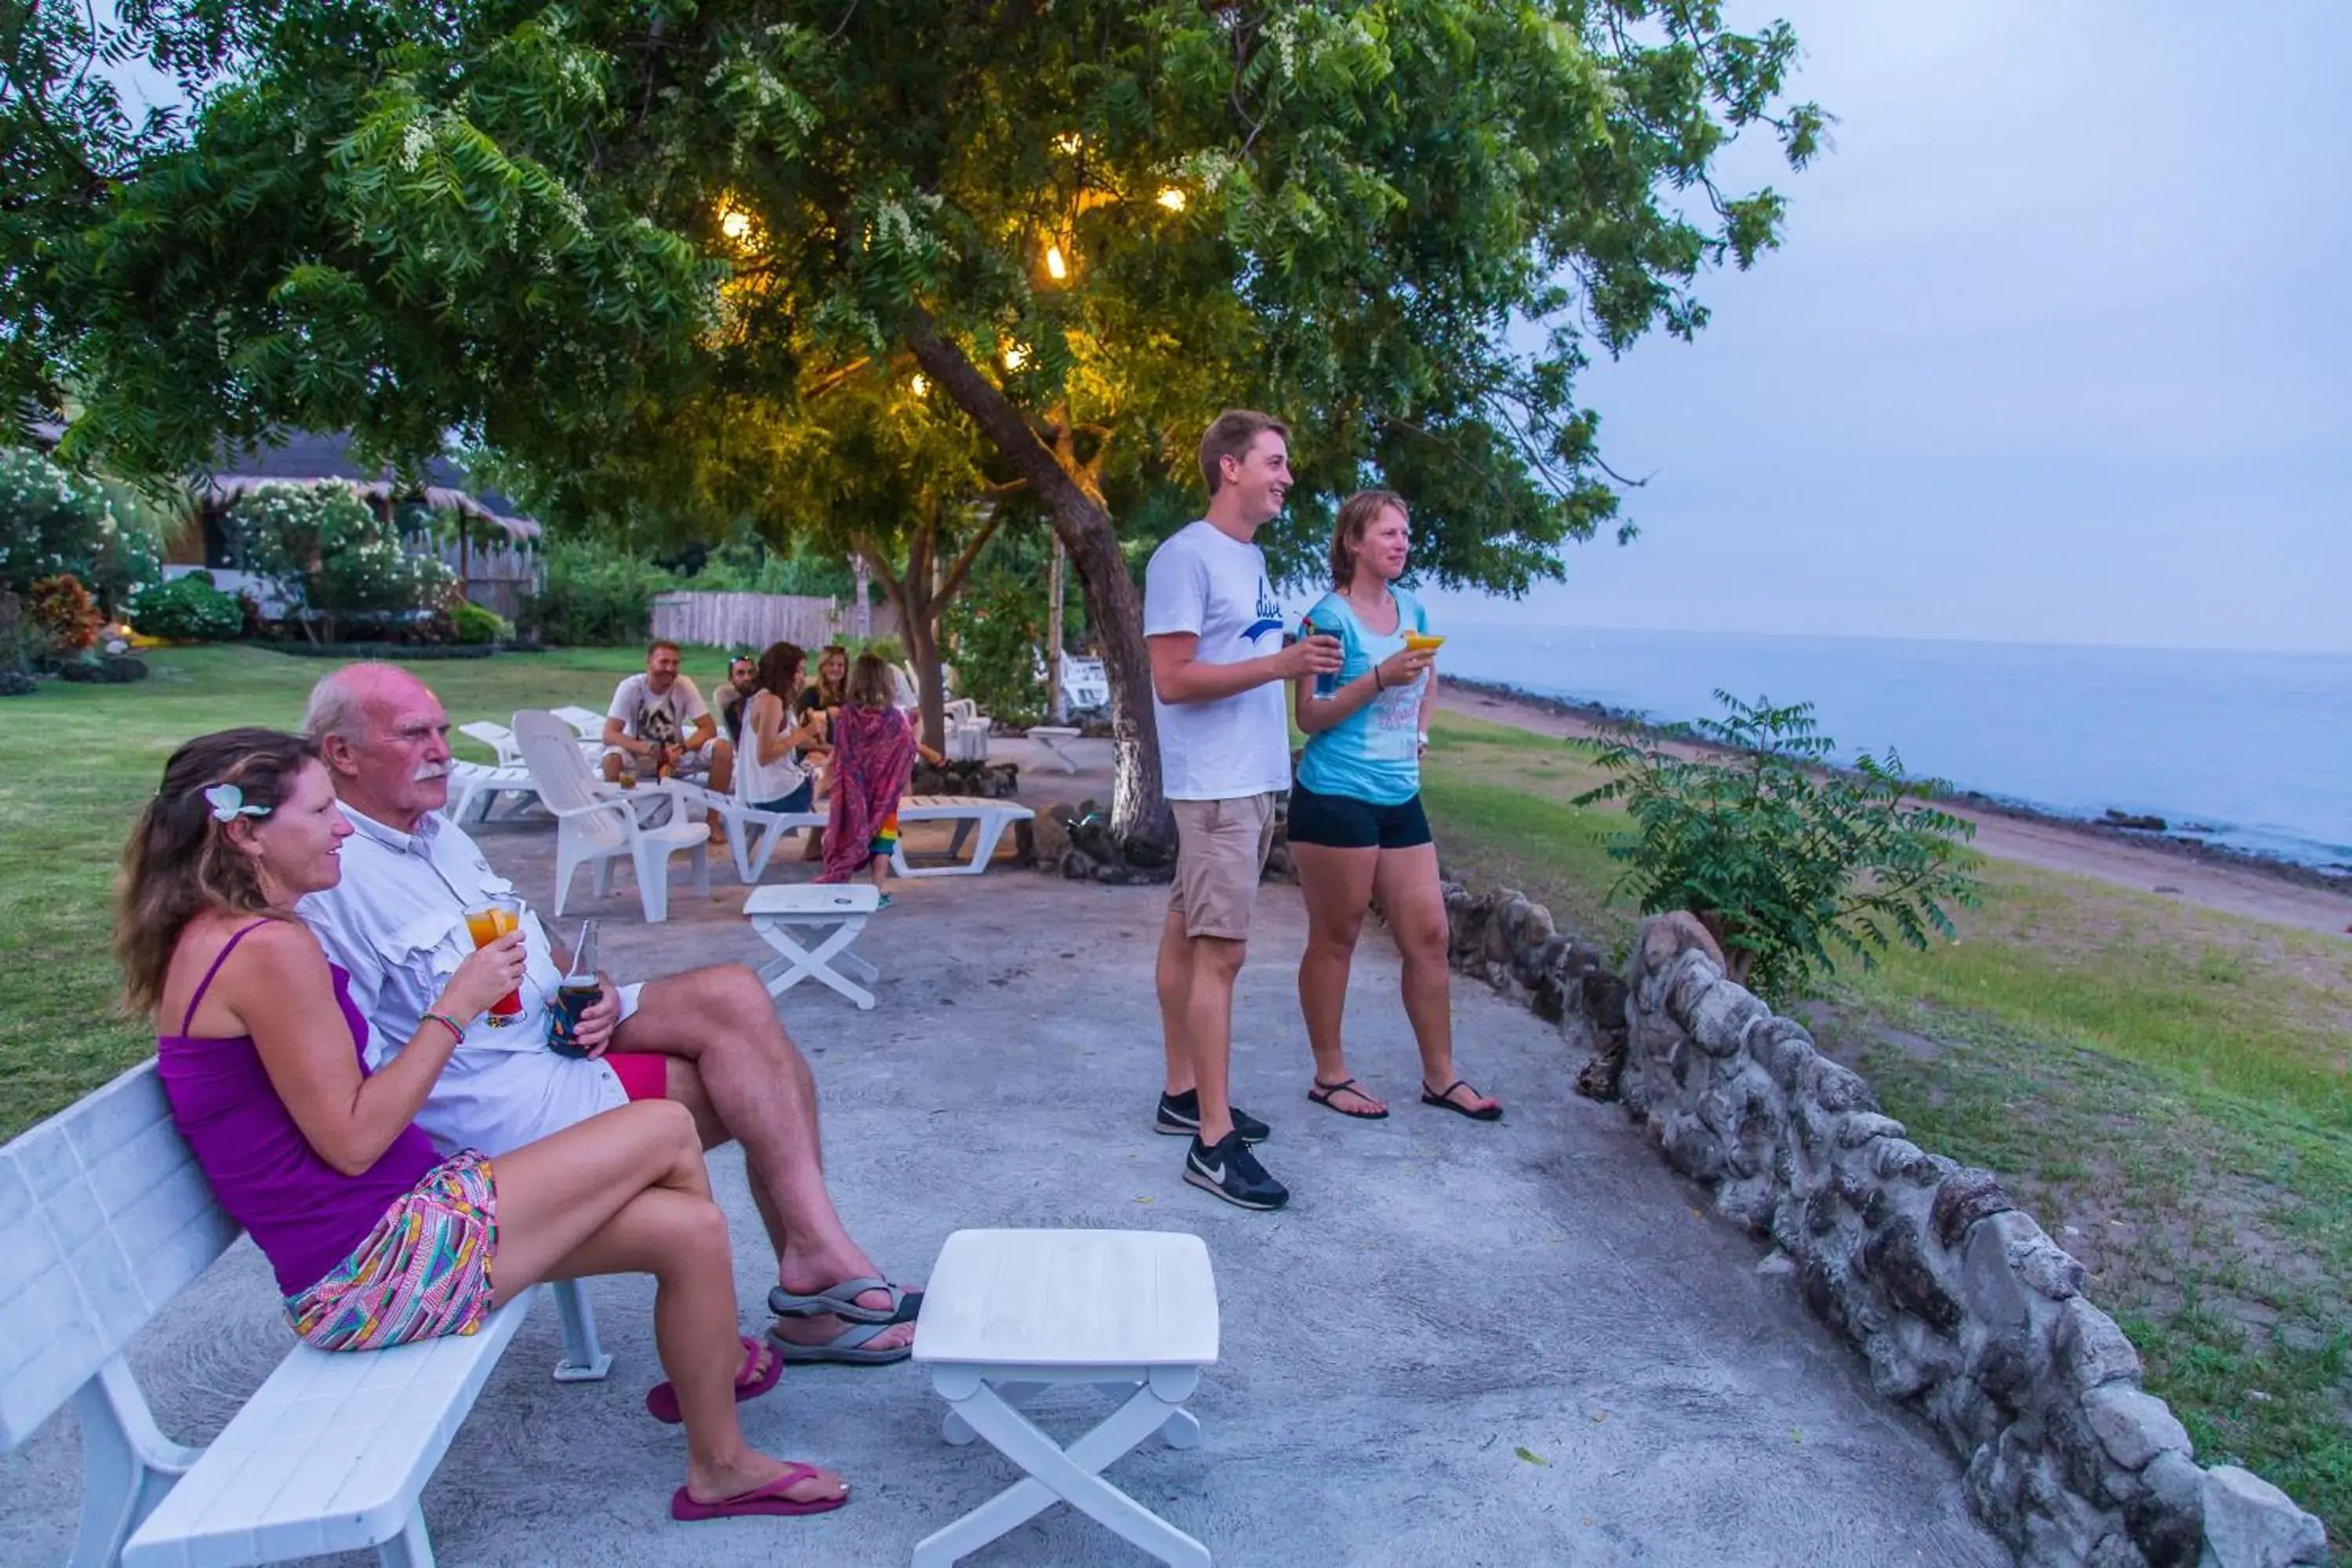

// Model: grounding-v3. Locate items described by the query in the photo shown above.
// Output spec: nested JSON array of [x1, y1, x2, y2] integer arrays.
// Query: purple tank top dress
[[156, 920, 441, 1296]]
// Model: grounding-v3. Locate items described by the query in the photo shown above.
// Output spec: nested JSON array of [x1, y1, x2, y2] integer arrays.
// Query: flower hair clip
[[202, 783, 271, 823]]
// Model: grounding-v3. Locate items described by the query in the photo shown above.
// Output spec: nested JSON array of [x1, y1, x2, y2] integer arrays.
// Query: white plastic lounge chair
[[458, 719, 526, 767], [551, 704, 608, 742], [662, 762, 826, 885], [441, 758, 540, 825], [514, 710, 710, 922], [892, 796, 1036, 878], [1060, 655, 1110, 710]]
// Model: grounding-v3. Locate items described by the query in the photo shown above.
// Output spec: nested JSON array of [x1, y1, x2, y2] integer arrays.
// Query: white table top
[[744, 884, 881, 916], [913, 1229, 1219, 1369]]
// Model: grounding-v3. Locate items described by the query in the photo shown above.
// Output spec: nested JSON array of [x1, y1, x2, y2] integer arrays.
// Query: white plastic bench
[[891, 796, 1036, 879], [0, 1060, 612, 1568]]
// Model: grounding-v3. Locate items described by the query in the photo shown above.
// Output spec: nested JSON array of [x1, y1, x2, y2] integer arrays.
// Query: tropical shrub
[[523, 536, 679, 646], [26, 573, 102, 657], [1575, 692, 1980, 1000], [129, 574, 244, 641], [450, 598, 511, 644], [227, 482, 454, 637], [946, 573, 1047, 727], [0, 448, 162, 608]]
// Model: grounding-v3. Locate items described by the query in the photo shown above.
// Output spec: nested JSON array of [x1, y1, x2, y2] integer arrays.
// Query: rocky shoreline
[[1443, 675, 2352, 895]]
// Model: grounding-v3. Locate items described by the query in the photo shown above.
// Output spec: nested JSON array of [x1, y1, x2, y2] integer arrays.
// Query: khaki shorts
[[1168, 793, 1278, 941]]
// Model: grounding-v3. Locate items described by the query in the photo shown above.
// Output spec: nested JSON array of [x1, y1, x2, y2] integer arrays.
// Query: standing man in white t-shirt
[[602, 639, 735, 799], [1144, 409, 1342, 1210]]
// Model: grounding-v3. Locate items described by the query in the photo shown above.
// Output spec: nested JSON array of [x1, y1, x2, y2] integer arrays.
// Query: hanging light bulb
[[1156, 187, 1187, 212], [1044, 244, 1068, 281]]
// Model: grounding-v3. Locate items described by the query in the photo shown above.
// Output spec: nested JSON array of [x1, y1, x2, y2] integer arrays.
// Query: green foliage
[[227, 482, 453, 633], [946, 573, 1049, 727], [1574, 693, 1981, 1000], [0, 448, 162, 608], [448, 599, 511, 645], [11, 2, 1822, 591], [524, 535, 681, 647], [127, 574, 244, 642]]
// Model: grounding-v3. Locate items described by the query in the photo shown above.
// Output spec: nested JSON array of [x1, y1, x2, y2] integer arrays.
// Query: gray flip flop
[[767, 1276, 921, 1326], [768, 1317, 912, 1366]]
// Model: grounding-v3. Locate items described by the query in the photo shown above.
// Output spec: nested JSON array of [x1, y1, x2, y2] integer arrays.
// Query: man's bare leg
[[1155, 906, 1195, 1096], [615, 964, 913, 1351], [1182, 934, 1247, 1145]]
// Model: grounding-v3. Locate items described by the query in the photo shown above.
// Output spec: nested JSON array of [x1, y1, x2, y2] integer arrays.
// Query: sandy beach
[[1441, 684, 2352, 937]]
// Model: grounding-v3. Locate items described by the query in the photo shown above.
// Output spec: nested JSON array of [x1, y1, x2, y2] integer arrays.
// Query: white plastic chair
[[513, 710, 710, 922], [1061, 655, 1110, 710]]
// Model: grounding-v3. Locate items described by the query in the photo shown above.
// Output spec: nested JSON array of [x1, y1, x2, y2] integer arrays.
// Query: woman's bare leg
[[1374, 841, 1494, 1113], [1290, 840, 1385, 1115], [486, 1102, 847, 1507]]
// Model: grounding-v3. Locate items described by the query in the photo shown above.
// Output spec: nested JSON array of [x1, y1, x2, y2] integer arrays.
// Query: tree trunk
[[904, 309, 1173, 849]]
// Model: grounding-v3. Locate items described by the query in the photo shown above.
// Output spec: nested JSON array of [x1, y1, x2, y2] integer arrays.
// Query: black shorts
[[1285, 782, 1433, 851]]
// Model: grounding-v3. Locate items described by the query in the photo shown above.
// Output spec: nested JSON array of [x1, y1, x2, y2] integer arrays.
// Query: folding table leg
[[752, 918, 877, 1008], [916, 1378, 1208, 1567]]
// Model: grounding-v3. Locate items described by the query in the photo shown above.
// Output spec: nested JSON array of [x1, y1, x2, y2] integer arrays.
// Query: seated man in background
[[299, 662, 919, 1366], [604, 640, 735, 799]]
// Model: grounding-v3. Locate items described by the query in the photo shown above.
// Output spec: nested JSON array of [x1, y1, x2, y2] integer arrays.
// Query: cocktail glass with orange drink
[[463, 893, 525, 1025], [1402, 631, 1445, 654]]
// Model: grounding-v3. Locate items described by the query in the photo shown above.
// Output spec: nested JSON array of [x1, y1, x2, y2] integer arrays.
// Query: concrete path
[[1, 798, 2006, 1566]]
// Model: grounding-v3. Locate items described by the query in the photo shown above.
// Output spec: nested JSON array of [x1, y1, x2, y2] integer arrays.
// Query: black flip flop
[[1421, 1080, 1502, 1121], [1308, 1078, 1389, 1120]]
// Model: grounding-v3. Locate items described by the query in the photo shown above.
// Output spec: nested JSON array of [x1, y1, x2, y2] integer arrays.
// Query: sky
[[1423, 0, 2352, 655], [96, 4, 2350, 653]]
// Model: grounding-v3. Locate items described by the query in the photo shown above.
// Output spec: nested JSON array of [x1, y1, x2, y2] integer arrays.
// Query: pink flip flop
[[644, 1334, 783, 1425], [671, 1461, 849, 1521]]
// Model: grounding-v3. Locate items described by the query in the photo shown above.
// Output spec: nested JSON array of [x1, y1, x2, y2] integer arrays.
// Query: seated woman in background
[[793, 644, 851, 859], [1289, 489, 1499, 1123], [817, 653, 919, 904], [122, 728, 848, 1523], [739, 641, 829, 816]]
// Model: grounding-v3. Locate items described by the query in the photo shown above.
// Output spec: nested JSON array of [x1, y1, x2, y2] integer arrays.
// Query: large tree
[[5, 0, 1822, 844]]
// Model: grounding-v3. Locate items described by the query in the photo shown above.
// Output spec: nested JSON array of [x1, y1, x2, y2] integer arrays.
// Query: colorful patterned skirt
[[285, 1150, 499, 1352], [869, 808, 901, 862]]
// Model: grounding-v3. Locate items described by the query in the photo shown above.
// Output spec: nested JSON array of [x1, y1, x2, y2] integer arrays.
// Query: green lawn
[[0, 643, 698, 1142], [1420, 710, 2350, 1545]]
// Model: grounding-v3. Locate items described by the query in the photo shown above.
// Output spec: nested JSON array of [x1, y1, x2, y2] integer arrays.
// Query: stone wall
[[1442, 884, 2330, 1568]]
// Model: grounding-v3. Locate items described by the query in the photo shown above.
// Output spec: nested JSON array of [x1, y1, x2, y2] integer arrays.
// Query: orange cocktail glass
[[463, 894, 524, 1025]]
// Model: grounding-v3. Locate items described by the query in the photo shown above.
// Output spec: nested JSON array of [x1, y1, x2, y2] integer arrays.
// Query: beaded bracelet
[[422, 1011, 467, 1045]]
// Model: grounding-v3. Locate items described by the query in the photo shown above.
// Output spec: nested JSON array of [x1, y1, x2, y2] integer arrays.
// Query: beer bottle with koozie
[[549, 919, 601, 1058]]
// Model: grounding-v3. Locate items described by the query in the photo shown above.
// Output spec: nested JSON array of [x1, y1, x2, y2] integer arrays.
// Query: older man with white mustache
[[294, 662, 918, 1366]]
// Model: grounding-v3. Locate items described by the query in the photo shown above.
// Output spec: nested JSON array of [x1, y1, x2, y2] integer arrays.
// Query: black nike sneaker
[[1155, 1088, 1270, 1143], [1184, 1131, 1290, 1211]]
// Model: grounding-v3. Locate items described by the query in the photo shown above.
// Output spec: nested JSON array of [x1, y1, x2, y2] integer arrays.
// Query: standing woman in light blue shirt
[[1290, 490, 1501, 1122]]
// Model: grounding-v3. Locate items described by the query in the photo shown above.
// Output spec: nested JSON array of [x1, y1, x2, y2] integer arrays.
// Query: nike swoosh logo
[[1242, 618, 1284, 643], [1196, 1159, 1225, 1182]]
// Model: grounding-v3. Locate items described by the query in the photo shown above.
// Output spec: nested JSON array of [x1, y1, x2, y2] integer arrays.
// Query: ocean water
[[1426, 624, 2352, 870]]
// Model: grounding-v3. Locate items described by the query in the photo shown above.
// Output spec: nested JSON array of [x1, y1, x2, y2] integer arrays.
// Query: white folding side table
[[1025, 726, 1083, 774], [912, 1229, 1220, 1567], [743, 883, 881, 1009]]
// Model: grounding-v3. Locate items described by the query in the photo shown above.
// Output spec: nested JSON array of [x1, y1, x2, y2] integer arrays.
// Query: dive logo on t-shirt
[[1243, 578, 1283, 644]]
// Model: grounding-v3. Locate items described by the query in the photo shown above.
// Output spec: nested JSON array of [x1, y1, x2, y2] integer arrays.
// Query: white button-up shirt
[[299, 805, 644, 1157]]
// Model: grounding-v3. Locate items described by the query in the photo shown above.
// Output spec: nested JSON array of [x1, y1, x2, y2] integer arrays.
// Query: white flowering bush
[[0, 448, 163, 609], [229, 482, 454, 637]]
